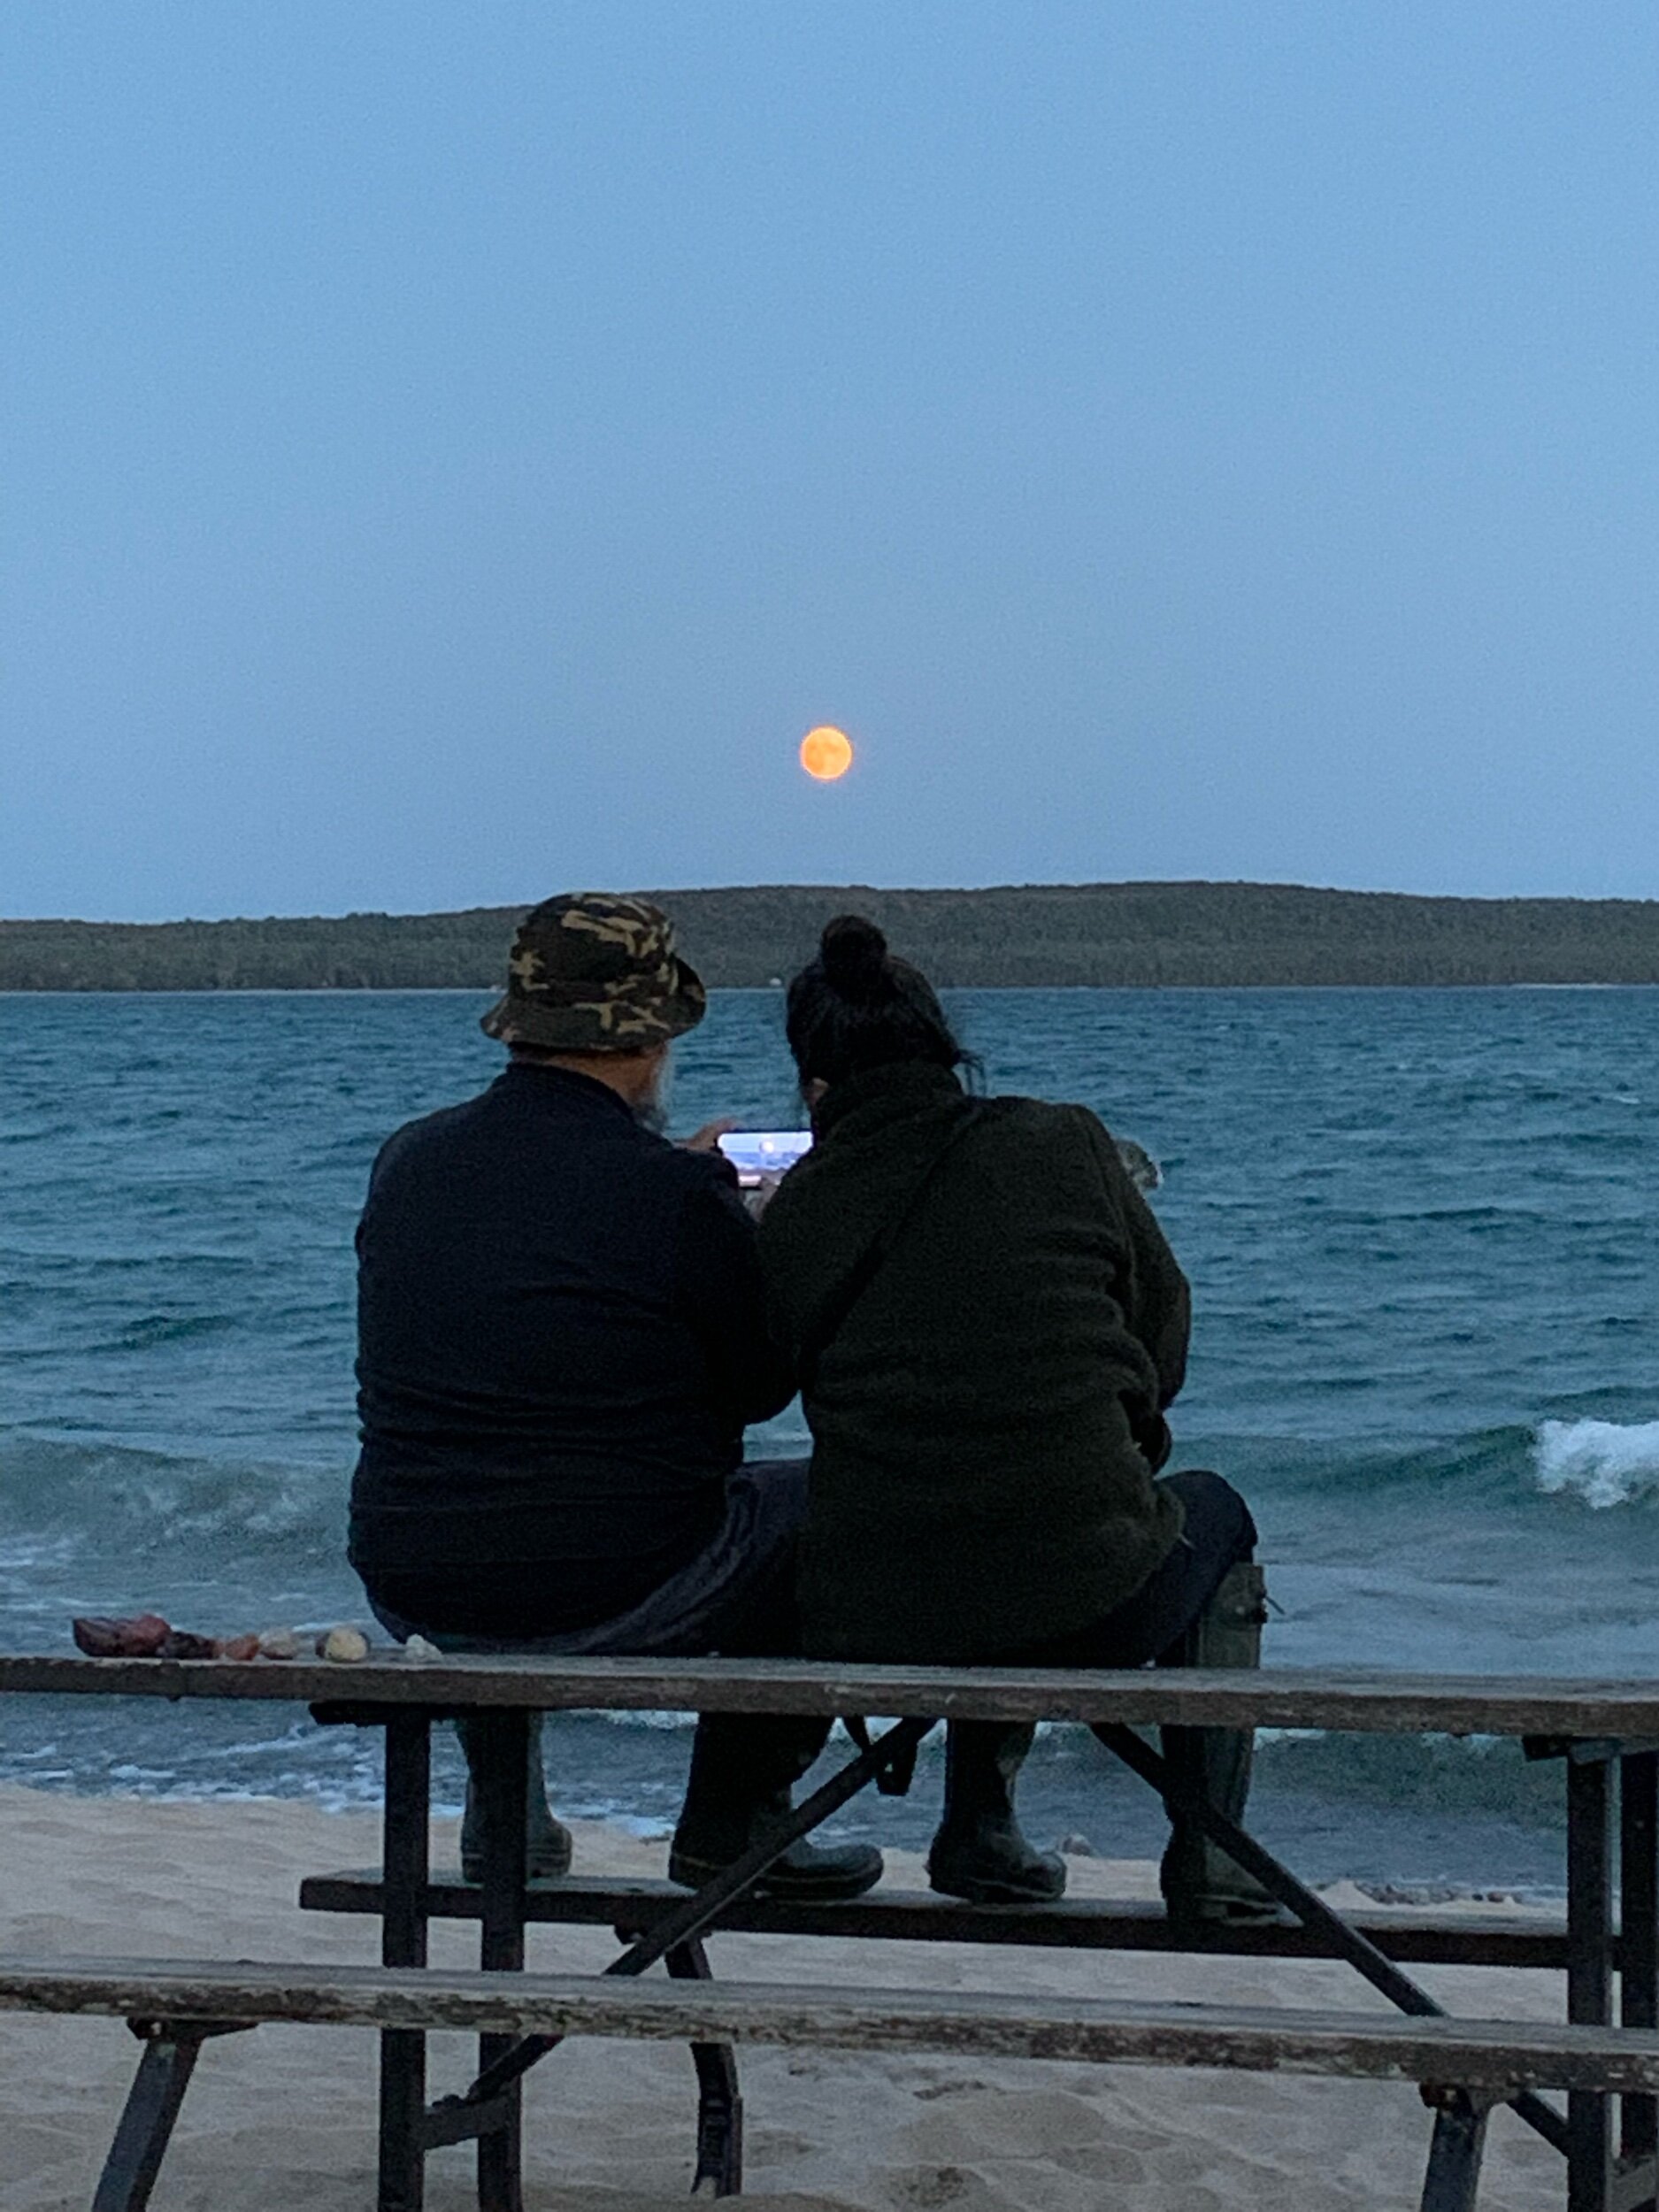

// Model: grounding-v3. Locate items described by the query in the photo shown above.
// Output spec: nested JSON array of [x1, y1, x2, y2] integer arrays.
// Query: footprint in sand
[[895, 2166, 972, 2207]]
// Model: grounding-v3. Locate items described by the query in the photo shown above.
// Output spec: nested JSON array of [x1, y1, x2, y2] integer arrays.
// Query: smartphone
[[717, 1130, 813, 1186]]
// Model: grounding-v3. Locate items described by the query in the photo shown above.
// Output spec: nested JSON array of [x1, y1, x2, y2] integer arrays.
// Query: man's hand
[[681, 1118, 737, 1155], [742, 1171, 785, 1221]]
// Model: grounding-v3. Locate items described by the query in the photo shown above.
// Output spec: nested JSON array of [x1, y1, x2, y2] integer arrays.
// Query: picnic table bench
[[2, 1653, 1657, 2212]]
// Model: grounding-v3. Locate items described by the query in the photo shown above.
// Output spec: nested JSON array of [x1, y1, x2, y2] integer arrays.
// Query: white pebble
[[317, 1625, 371, 1664]]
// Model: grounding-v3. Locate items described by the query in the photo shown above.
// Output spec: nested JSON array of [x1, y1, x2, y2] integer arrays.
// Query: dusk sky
[[6, 4, 1658, 921]]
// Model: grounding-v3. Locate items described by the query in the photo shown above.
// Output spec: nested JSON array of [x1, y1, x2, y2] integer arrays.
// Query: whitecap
[[1532, 1418, 1659, 1508]]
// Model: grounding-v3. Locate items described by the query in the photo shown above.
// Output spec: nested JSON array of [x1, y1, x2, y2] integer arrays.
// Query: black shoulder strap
[[795, 1100, 992, 1390]]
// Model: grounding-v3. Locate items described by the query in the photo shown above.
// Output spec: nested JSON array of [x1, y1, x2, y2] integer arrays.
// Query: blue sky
[[5, 4, 1657, 918]]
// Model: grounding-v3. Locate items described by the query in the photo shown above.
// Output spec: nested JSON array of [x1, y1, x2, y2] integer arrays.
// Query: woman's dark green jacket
[[757, 1061, 1190, 1663]]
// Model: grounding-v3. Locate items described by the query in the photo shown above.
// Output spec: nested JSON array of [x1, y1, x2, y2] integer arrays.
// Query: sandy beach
[[0, 1782, 1578, 2211]]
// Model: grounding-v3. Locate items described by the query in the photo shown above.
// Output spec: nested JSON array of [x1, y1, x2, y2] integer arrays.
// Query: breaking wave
[[1532, 1418, 1659, 1509], [5, 1411, 1659, 1594], [0, 1434, 342, 1562]]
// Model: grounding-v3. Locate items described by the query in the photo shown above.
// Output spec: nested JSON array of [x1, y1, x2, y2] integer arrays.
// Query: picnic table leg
[[474, 1709, 530, 2212], [90, 2026, 211, 2212], [1417, 2093, 1491, 2212], [667, 1937, 744, 2198], [380, 1710, 433, 2212], [1620, 1749, 1659, 2210], [1567, 1752, 1616, 2212]]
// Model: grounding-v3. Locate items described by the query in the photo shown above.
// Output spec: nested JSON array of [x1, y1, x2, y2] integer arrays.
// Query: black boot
[[1157, 1562, 1278, 1926], [926, 1721, 1066, 1904], [668, 1715, 884, 1901], [457, 1714, 573, 1884]]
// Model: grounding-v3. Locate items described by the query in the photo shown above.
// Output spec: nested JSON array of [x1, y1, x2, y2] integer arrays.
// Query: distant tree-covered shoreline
[[4, 881, 1659, 991]]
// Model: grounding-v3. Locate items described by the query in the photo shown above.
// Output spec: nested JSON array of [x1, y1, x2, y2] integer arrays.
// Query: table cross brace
[[445, 1712, 936, 2113]]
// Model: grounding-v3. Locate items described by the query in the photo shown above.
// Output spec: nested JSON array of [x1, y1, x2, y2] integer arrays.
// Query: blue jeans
[[1015, 1469, 1256, 1667]]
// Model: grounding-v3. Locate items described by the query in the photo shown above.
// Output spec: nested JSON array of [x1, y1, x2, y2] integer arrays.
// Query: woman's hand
[[742, 1171, 785, 1221], [681, 1118, 736, 1155]]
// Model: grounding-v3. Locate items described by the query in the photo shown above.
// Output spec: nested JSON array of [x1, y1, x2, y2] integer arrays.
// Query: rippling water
[[3, 985, 1656, 1886]]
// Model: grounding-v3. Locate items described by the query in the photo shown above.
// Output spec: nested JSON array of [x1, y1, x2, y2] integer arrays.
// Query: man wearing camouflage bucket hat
[[349, 894, 880, 1901]]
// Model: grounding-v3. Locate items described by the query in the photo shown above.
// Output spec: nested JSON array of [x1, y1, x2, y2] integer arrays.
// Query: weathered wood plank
[[0, 1957, 1655, 2092], [298, 1870, 1579, 1970], [8, 1655, 1659, 1737]]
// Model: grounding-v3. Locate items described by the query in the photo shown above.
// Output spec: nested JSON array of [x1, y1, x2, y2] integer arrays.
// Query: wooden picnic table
[[2, 1655, 1656, 2212]]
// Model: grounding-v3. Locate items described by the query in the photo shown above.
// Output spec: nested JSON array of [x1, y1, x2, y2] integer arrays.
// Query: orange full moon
[[800, 725, 855, 781]]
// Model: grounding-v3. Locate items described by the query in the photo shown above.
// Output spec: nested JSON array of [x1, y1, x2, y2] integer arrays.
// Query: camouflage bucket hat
[[480, 893, 708, 1052]]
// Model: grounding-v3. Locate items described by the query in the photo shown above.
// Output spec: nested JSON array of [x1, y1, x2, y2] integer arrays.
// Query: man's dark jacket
[[349, 1062, 793, 1631], [757, 1061, 1189, 1663]]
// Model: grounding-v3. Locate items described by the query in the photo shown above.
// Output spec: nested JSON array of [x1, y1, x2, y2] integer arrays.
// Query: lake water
[[3, 985, 1656, 1891]]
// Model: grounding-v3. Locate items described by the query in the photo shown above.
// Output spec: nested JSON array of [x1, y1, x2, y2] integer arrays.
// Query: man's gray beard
[[634, 1053, 673, 1136]]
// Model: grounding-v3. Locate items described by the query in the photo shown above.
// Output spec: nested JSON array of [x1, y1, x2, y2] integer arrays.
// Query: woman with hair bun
[[757, 915, 1269, 1919]]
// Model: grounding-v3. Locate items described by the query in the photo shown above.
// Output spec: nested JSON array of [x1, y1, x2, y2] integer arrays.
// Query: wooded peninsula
[[5, 882, 1659, 991]]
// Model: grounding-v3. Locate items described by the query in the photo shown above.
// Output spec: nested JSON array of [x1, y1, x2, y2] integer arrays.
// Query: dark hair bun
[[819, 914, 889, 1002]]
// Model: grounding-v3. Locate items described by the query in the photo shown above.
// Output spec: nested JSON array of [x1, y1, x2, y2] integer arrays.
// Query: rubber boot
[[457, 1714, 573, 1884], [668, 1714, 883, 1901], [926, 1721, 1066, 1904], [1157, 1561, 1278, 1926]]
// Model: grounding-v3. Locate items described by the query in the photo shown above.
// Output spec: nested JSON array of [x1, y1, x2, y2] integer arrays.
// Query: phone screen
[[716, 1130, 813, 1185]]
